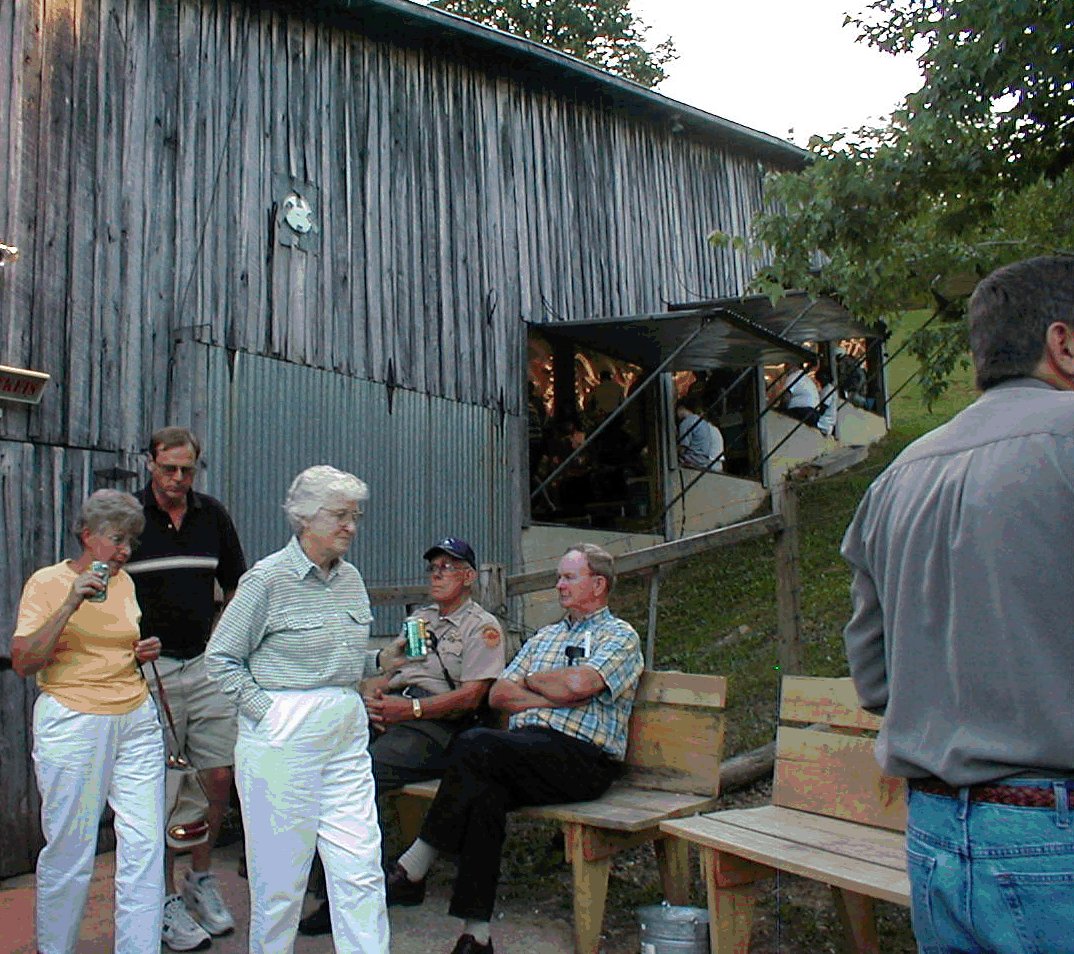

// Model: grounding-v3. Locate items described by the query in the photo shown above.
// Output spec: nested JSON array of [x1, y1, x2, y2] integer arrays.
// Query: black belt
[[911, 777, 1074, 808]]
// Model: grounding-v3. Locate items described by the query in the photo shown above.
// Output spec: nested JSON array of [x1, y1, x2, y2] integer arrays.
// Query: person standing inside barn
[[842, 255, 1074, 953], [126, 426, 247, 952]]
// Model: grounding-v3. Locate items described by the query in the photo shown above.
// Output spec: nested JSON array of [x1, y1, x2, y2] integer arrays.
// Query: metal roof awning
[[670, 291, 876, 345], [530, 306, 815, 371]]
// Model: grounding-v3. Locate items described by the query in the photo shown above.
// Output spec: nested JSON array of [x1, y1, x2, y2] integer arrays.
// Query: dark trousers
[[784, 405, 820, 427], [419, 725, 619, 921]]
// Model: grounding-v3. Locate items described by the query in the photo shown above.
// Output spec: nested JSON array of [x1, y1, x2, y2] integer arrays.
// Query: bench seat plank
[[661, 808, 910, 906], [399, 779, 719, 833], [706, 806, 907, 870]]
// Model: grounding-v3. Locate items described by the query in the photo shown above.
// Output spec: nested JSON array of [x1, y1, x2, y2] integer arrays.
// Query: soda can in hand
[[403, 617, 428, 658], [86, 561, 110, 602]]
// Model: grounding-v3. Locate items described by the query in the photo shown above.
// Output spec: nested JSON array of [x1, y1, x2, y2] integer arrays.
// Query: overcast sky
[[630, 0, 923, 144]]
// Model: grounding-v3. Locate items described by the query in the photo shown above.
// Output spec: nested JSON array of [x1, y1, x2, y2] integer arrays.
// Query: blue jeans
[[907, 780, 1074, 953]]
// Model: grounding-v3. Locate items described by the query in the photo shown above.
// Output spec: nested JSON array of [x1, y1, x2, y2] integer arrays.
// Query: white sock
[[398, 839, 438, 881], [464, 920, 491, 945]]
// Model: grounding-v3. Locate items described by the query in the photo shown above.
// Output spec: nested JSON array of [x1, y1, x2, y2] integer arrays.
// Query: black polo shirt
[[128, 485, 247, 659]]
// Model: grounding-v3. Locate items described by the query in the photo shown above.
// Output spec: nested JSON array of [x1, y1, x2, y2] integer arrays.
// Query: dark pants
[[372, 720, 459, 791], [419, 726, 619, 921], [784, 405, 820, 427]]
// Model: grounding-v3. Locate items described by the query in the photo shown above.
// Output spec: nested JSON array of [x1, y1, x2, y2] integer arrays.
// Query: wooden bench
[[660, 675, 908, 954], [392, 670, 727, 954]]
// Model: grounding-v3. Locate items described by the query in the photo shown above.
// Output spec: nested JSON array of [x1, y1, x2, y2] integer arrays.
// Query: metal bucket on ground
[[637, 903, 710, 954]]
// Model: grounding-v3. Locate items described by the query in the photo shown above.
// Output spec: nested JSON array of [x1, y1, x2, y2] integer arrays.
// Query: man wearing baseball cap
[[299, 536, 506, 936]]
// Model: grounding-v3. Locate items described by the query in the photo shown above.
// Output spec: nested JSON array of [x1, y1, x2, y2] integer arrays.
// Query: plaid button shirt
[[502, 606, 643, 759]]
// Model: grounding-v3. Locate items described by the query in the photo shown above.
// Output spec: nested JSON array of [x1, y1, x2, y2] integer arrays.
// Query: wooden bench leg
[[564, 823, 612, 954], [701, 847, 765, 954], [655, 834, 691, 905], [394, 794, 428, 848], [831, 887, 879, 954]]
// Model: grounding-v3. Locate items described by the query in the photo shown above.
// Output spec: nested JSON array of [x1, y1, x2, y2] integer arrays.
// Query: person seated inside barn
[[675, 400, 724, 472]]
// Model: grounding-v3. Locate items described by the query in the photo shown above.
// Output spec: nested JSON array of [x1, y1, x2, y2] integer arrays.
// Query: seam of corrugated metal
[[197, 346, 514, 635]]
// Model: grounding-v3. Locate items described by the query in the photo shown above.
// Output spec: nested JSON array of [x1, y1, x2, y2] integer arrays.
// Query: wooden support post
[[478, 562, 518, 663], [655, 834, 691, 905], [645, 567, 660, 668], [702, 848, 763, 954], [831, 887, 880, 954], [394, 795, 428, 848], [477, 562, 507, 616], [564, 823, 612, 954], [772, 480, 805, 674]]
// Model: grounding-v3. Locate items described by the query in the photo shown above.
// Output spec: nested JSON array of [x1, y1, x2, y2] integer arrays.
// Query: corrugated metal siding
[[198, 347, 515, 634]]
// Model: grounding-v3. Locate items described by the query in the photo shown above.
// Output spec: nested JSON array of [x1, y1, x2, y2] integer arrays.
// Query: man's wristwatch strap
[[411, 697, 423, 719]]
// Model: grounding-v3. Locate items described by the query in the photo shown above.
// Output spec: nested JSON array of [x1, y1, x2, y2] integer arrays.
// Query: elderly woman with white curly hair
[[206, 465, 397, 953]]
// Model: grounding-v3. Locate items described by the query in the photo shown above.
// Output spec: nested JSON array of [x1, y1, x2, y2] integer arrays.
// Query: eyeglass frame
[[425, 560, 471, 577], [321, 507, 364, 526], [153, 463, 198, 478]]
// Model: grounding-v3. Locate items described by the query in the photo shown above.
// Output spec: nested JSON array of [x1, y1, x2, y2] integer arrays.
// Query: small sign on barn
[[0, 364, 50, 405]]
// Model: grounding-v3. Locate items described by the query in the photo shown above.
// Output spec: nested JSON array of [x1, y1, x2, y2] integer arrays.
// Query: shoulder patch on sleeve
[[481, 625, 502, 648]]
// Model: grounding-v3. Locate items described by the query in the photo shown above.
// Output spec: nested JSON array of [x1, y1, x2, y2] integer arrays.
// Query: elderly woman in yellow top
[[206, 465, 396, 954], [12, 488, 164, 954]]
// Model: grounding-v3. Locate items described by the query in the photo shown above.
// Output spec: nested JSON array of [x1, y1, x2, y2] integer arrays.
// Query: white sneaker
[[162, 894, 212, 951], [182, 872, 236, 936]]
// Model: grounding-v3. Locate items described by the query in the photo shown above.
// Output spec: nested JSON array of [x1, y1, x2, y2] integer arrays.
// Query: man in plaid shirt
[[383, 543, 644, 954]]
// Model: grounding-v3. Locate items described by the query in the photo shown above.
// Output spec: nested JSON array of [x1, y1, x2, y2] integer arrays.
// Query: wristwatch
[[411, 697, 423, 720]]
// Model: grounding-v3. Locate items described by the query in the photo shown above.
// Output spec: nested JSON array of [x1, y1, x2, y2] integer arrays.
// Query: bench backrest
[[773, 675, 906, 832], [622, 670, 727, 797]]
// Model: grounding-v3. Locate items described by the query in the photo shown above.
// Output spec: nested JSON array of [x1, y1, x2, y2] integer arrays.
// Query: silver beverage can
[[404, 617, 428, 658], [87, 561, 110, 602]]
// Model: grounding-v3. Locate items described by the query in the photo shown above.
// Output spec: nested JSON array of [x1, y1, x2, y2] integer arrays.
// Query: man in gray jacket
[[841, 254, 1074, 954]]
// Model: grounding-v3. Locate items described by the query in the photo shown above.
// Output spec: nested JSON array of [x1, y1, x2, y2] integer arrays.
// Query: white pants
[[235, 687, 389, 954], [32, 692, 165, 954]]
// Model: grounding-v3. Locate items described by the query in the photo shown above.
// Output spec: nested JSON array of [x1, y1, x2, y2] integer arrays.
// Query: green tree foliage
[[721, 0, 1074, 403], [428, 0, 676, 87]]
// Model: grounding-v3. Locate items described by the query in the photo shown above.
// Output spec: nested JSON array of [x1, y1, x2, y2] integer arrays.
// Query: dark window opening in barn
[[528, 330, 659, 529], [672, 368, 762, 480]]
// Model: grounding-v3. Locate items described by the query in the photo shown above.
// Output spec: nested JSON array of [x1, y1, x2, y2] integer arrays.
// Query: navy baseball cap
[[423, 537, 477, 569]]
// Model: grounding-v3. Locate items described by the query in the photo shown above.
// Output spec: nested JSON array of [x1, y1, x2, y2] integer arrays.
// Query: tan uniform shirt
[[388, 599, 505, 696]]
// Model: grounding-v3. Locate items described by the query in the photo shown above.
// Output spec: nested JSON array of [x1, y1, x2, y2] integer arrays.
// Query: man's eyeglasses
[[155, 464, 197, 478], [323, 508, 364, 526], [426, 562, 467, 577]]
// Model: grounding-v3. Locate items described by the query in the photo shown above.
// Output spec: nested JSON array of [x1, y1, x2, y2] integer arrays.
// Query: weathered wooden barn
[[0, 0, 836, 875]]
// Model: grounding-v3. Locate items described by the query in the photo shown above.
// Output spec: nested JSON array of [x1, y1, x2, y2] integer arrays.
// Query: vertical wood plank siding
[[0, 0, 795, 604], [0, 0, 797, 876]]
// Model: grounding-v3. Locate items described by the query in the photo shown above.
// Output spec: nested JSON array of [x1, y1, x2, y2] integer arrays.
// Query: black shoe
[[384, 862, 426, 907], [450, 934, 493, 954], [297, 900, 332, 936]]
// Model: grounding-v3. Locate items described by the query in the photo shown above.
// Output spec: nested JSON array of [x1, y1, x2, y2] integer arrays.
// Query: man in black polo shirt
[[127, 426, 246, 952]]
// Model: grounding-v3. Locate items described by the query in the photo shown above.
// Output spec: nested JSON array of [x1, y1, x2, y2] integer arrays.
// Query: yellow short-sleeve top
[[14, 561, 148, 715]]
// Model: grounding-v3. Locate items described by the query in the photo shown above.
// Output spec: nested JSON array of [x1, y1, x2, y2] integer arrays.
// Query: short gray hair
[[75, 489, 145, 539], [284, 465, 369, 532], [567, 542, 616, 593], [969, 255, 1074, 390]]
